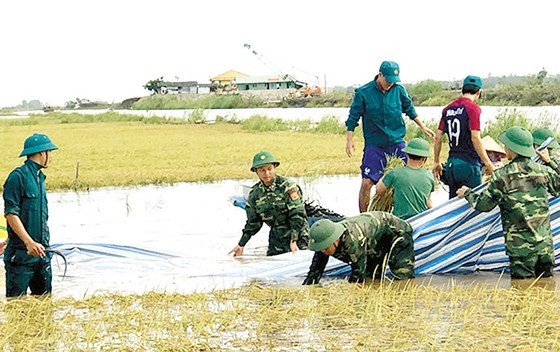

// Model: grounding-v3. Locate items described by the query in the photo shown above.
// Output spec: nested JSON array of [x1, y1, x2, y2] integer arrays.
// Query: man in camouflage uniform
[[457, 126, 560, 279], [229, 151, 309, 256], [302, 211, 414, 284]]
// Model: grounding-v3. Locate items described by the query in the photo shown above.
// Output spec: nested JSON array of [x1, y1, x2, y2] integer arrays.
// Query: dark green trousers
[[4, 248, 52, 297]]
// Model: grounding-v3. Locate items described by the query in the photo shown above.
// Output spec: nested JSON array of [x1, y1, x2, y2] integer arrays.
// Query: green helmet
[[308, 219, 345, 251], [532, 128, 560, 149], [19, 133, 59, 157], [402, 138, 431, 157], [250, 151, 279, 172], [498, 126, 535, 158]]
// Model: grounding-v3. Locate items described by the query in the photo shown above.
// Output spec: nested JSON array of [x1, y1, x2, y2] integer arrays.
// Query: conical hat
[[482, 135, 506, 156]]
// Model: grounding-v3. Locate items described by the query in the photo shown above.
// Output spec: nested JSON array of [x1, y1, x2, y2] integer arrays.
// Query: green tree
[[143, 77, 164, 94]]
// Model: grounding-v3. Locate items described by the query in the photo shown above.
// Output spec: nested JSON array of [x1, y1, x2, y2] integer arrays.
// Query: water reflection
[[0, 175, 558, 298]]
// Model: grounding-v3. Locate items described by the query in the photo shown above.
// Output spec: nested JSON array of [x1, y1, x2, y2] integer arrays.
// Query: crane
[[243, 43, 307, 90]]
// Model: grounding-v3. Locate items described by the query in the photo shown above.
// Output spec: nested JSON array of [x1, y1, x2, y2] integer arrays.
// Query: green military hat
[[19, 133, 58, 157], [498, 126, 536, 158], [532, 128, 560, 149], [308, 219, 345, 251], [402, 138, 431, 157], [250, 151, 280, 172]]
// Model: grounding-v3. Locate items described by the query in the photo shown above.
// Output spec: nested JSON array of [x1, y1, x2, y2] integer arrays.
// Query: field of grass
[[1, 280, 559, 350], [1, 111, 557, 351], [0, 113, 360, 190]]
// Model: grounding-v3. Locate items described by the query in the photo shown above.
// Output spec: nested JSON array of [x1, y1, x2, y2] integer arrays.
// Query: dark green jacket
[[303, 211, 414, 284], [346, 77, 418, 147], [3, 160, 50, 251], [239, 175, 309, 256]]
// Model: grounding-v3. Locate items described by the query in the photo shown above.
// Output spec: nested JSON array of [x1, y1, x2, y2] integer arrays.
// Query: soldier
[[376, 138, 435, 220], [457, 126, 560, 279], [302, 211, 414, 285], [229, 151, 309, 256], [3, 133, 58, 297]]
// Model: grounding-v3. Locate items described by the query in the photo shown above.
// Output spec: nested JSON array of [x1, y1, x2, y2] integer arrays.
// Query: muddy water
[[0, 175, 558, 298]]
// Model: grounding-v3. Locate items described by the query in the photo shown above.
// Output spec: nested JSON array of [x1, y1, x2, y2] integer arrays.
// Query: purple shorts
[[361, 142, 408, 182]]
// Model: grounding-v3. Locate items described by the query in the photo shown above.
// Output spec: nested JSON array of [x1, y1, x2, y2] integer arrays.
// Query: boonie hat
[[532, 128, 560, 149], [19, 133, 58, 157], [463, 75, 483, 89], [308, 219, 345, 251], [379, 61, 400, 83], [497, 126, 536, 158], [250, 151, 280, 172], [402, 138, 431, 157]]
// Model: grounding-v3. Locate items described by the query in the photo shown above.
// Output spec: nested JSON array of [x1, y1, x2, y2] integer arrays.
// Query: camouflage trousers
[[362, 233, 415, 280], [506, 238, 555, 279], [267, 230, 309, 256]]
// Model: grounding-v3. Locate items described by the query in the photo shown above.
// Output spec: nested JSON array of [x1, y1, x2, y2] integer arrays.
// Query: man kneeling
[[303, 211, 415, 285]]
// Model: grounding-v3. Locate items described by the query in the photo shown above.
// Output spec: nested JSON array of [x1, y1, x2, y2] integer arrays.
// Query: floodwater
[[1, 174, 558, 299], [8, 105, 560, 125]]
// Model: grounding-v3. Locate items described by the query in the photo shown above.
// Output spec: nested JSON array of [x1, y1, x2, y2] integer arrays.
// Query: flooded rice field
[[0, 175, 559, 299]]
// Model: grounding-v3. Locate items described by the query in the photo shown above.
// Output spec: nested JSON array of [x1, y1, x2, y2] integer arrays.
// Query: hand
[[290, 241, 299, 253], [422, 126, 436, 139], [484, 163, 495, 176], [0, 239, 6, 256], [432, 163, 443, 181], [346, 139, 355, 157], [26, 240, 45, 257], [228, 245, 244, 257], [456, 186, 469, 199], [536, 148, 551, 163]]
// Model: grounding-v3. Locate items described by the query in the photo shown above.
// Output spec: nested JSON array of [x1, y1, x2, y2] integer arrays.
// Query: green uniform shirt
[[239, 175, 309, 256], [381, 166, 435, 220], [465, 156, 560, 261], [303, 211, 414, 284], [3, 159, 50, 251], [345, 77, 418, 147]]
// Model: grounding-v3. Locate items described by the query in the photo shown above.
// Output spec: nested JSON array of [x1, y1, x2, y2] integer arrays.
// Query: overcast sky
[[1, 0, 558, 107]]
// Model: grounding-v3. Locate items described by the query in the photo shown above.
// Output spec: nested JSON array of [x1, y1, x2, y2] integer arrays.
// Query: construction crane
[[243, 43, 308, 91]]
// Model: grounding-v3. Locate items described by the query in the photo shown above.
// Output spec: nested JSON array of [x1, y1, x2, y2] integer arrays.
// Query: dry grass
[[0, 280, 558, 351], [0, 122, 360, 190]]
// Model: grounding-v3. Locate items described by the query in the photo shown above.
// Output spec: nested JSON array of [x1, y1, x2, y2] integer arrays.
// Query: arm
[[432, 129, 444, 180], [302, 251, 329, 285], [345, 90, 364, 158], [471, 130, 494, 175], [536, 149, 560, 175], [457, 183, 501, 213], [285, 186, 308, 252], [427, 193, 433, 209], [412, 117, 435, 139], [0, 238, 7, 255], [5, 214, 45, 257], [375, 177, 388, 196], [229, 196, 263, 256], [346, 131, 355, 158], [3, 171, 46, 257]]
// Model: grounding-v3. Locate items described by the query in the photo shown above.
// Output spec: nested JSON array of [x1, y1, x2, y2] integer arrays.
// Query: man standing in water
[[229, 151, 309, 256], [345, 60, 435, 212], [3, 133, 58, 297], [433, 75, 494, 199], [457, 126, 560, 279]]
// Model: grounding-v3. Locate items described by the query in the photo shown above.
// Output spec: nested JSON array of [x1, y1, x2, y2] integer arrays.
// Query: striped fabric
[[408, 193, 560, 275]]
